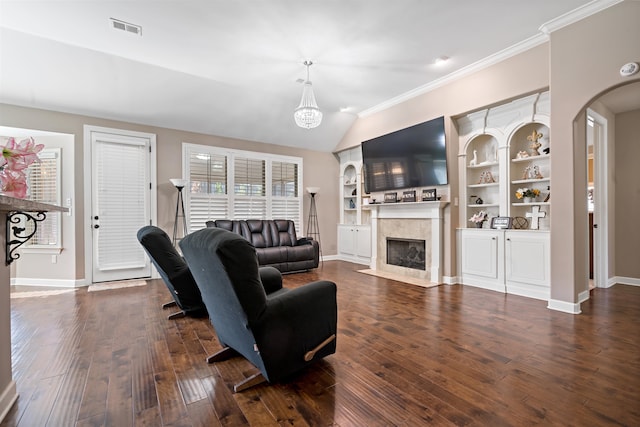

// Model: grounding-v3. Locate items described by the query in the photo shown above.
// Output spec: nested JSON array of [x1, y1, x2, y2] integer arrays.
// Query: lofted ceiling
[[0, 1, 616, 152]]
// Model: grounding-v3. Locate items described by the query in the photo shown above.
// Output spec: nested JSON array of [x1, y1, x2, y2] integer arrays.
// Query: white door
[[587, 110, 609, 289], [87, 127, 155, 283]]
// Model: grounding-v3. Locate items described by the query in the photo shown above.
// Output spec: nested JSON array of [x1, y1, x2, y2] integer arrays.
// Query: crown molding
[[359, 0, 622, 119], [539, 0, 623, 34], [358, 33, 547, 118]]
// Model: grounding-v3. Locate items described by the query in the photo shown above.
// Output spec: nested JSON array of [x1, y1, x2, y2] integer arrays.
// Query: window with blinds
[[25, 148, 62, 247], [183, 144, 302, 232], [271, 161, 300, 227]]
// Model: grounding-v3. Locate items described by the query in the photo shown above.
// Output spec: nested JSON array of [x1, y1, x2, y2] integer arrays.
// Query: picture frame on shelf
[[402, 190, 416, 202], [384, 192, 398, 203], [422, 188, 437, 201], [490, 216, 512, 229]]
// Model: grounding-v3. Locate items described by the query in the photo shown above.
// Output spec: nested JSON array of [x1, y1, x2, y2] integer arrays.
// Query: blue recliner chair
[[180, 227, 337, 392]]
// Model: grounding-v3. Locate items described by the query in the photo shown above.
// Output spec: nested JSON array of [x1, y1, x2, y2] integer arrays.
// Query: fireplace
[[386, 238, 426, 270], [369, 201, 447, 284]]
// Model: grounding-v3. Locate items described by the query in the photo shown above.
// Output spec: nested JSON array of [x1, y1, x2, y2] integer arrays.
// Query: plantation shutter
[[26, 148, 61, 247], [271, 161, 300, 230], [233, 157, 266, 219], [186, 150, 228, 230], [183, 144, 302, 233]]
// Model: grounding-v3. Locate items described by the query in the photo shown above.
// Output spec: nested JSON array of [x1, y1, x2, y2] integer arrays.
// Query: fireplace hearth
[[386, 238, 426, 271]]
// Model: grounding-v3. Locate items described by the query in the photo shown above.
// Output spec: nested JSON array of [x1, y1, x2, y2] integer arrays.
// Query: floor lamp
[[170, 178, 188, 246], [306, 186, 322, 263]]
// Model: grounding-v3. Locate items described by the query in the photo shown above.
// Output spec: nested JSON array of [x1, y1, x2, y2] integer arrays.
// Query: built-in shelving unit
[[456, 91, 551, 301], [459, 92, 551, 231], [508, 123, 551, 229], [338, 148, 372, 265]]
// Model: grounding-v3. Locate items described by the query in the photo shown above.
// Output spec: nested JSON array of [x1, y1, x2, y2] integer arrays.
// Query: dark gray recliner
[[137, 225, 207, 319], [180, 227, 337, 392]]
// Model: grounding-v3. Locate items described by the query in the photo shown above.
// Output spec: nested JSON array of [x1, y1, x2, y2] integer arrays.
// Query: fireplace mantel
[[369, 200, 448, 284]]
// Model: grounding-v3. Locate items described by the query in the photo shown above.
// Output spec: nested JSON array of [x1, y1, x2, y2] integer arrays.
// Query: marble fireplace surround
[[369, 201, 448, 284]]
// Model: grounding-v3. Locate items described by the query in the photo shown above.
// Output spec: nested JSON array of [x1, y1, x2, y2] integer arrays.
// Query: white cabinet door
[[505, 231, 550, 300], [460, 229, 504, 292], [338, 225, 371, 263], [355, 226, 371, 259], [338, 225, 356, 256]]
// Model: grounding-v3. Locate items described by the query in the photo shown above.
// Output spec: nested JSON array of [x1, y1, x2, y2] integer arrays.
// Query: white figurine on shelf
[[469, 150, 478, 166], [532, 165, 543, 179], [516, 150, 529, 159]]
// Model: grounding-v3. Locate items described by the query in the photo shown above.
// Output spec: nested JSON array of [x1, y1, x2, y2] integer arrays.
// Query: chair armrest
[[259, 266, 283, 294], [257, 281, 337, 352], [296, 237, 313, 245]]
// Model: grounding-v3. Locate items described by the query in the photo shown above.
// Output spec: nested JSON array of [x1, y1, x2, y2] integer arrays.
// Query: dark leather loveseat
[[206, 219, 319, 273]]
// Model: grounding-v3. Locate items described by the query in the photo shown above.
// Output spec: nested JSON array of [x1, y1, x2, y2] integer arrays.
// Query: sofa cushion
[[271, 219, 297, 247], [257, 246, 288, 266], [246, 220, 273, 248], [207, 220, 246, 238]]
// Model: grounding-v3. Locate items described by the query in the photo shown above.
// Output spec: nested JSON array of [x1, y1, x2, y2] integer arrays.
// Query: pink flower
[[2, 137, 44, 171], [0, 168, 28, 199]]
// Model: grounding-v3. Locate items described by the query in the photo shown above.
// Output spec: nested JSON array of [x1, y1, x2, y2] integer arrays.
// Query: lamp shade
[[170, 178, 188, 189], [306, 186, 320, 194]]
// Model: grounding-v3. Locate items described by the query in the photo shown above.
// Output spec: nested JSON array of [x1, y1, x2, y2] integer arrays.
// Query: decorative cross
[[526, 205, 547, 230]]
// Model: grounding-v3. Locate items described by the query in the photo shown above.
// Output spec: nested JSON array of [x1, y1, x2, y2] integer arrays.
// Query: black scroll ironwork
[[6, 211, 47, 265]]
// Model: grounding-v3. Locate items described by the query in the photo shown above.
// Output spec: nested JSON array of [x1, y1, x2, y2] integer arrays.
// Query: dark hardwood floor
[[3, 261, 639, 426]]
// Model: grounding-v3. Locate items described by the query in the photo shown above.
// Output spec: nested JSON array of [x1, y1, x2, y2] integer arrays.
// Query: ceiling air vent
[[110, 18, 142, 36]]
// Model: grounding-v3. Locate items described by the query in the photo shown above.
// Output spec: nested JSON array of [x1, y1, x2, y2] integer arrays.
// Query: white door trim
[[586, 109, 609, 289], [83, 125, 158, 284]]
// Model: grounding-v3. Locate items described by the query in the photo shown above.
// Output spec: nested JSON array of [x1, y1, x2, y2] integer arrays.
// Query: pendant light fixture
[[294, 60, 323, 129]]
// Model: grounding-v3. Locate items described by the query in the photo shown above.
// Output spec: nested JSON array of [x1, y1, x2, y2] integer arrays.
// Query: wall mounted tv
[[361, 116, 448, 193]]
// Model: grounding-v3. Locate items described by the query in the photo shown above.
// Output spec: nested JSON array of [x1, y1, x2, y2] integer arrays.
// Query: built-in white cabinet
[[458, 229, 550, 301], [504, 231, 550, 300], [338, 225, 371, 263], [457, 92, 551, 302], [459, 228, 505, 293], [337, 147, 371, 264]]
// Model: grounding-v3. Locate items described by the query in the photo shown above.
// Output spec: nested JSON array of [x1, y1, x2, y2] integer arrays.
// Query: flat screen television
[[361, 116, 448, 193]]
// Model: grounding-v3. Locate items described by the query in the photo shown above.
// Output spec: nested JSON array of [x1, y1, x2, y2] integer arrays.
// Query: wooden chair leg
[[233, 372, 266, 393], [162, 300, 177, 309], [304, 334, 336, 362], [206, 347, 238, 364], [167, 310, 186, 320]]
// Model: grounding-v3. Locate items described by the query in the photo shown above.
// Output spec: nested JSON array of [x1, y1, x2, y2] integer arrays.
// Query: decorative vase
[[524, 197, 533, 203], [475, 221, 484, 228]]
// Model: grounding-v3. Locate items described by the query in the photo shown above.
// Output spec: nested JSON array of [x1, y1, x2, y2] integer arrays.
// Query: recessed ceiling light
[[339, 107, 351, 113], [434, 56, 449, 65]]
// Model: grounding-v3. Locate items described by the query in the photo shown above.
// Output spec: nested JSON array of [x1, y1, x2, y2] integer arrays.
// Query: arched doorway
[[576, 80, 640, 292]]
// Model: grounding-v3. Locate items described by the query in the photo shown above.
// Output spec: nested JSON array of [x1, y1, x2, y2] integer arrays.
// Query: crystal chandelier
[[294, 60, 323, 129]]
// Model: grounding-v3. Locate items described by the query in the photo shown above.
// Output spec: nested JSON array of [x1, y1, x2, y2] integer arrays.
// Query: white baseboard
[[547, 298, 582, 314], [578, 289, 590, 303], [442, 275, 460, 285], [321, 255, 341, 262], [334, 255, 371, 266], [610, 276, 640, 287], [0, 381, 17, 423], [10, 277, 88, 288]]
